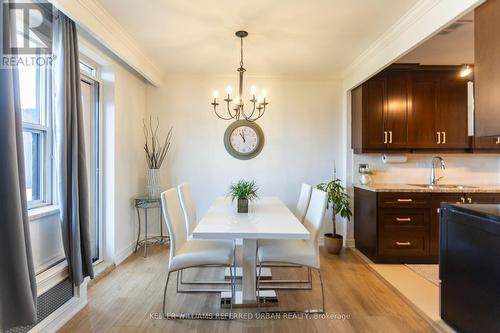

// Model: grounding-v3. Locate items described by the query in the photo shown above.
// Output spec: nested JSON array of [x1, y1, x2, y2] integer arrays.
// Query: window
[[19, 60, 53, 208]]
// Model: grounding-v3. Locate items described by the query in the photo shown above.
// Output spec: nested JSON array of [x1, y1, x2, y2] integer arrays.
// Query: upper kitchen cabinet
[[475, 0, 500, 138], [351, 68, 410, 153], [352, 65, 469, 153], [410, 67, 469, 149], [473, 136, 500, 150]]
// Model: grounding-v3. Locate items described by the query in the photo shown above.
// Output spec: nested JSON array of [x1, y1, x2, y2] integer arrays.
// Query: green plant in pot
[[317, 172, 352, 254], [228, 180, 259, 213]]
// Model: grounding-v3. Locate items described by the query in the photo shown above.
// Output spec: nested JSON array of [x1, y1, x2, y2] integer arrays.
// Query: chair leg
[[176, 267, 229, 293], [163, 267, 235, 320], [256, 262, 263, 309], [316, 268, 325, 314], [162, 271, 172, 318], [257, 263, 325, 314], [259, 266, 313, 290], [179, 267, 231, 285]]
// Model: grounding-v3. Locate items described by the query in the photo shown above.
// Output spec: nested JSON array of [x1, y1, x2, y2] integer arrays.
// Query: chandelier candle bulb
[[211, 31, 269, 122], [213, 90, 219, 99]]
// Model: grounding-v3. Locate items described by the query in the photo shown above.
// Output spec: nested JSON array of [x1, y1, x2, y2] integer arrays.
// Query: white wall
[[78, 37, 149, 264], [112, 65, 148, 262], [29, 212, 65, 274], [146, 75, 343, 235]]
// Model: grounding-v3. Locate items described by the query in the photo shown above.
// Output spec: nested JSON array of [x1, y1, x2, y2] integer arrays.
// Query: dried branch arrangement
[[143, 117, 173, 169]]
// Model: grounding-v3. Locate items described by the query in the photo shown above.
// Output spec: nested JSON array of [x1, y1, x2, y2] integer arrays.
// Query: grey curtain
[[54, 13, 94, 286], [0, 3, 38, 331]]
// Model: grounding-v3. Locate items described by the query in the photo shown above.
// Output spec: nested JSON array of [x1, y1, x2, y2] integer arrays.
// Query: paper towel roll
[[382, 154, 407, 164]]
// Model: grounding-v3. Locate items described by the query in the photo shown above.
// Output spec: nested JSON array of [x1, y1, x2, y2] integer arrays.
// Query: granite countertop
[[354, 183, 500, 193]]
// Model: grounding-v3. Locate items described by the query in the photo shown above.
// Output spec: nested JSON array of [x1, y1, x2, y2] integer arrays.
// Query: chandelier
[[211, 31, 268, 122]]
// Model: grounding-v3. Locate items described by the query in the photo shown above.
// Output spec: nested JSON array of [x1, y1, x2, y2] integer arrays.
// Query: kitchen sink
[[408, 184, 478, 189]]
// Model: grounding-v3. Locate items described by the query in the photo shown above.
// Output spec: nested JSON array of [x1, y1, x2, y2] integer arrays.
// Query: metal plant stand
[[134, 196, 168, 257]]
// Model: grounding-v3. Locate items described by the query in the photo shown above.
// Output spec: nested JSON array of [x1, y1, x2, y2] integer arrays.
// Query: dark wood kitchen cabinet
[[354, 187, 500, 263], [475, 0, 500, 137], [473, 136, 500, 151], [351, 69, 410, 153], [430, 194, 463, 257], [410, 70, 440, 148], [409, 67, 469, 149], [436, 70, 469, 149], [352, 65, 469, 152]]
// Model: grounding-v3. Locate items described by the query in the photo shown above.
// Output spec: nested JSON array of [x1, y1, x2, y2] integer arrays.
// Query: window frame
[[21, 59, 54, 210], [80, 54, 104, 265]]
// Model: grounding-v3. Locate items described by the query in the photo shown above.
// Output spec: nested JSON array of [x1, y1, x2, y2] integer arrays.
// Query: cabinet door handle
[[397, 198, 413, 203], [496, 137, 500, 144], [467, 197, 472, 204], [396, 241, 411, 246], [437, 132, 441, 144], [396, 217, 412, 222], [383, 131, 388, 144], [389, 131, 393, 144], [442, 131, 446, 144]]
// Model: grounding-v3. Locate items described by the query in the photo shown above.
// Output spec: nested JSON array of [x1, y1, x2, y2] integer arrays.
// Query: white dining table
[[192, 196, 310, 305]]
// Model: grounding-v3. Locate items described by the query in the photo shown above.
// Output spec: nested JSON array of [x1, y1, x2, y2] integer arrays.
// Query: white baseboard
[[115, 241, 137, 265], [30, 280, 88, 333], [115, 233, 169, 265], [345, 238, 355, 248]]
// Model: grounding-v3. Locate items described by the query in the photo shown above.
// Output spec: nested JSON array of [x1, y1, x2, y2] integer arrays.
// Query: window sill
[[29, 204, 60, 221]]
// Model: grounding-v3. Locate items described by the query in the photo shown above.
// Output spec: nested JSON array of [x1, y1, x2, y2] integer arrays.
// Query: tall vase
[[147, 169, 160, 198]]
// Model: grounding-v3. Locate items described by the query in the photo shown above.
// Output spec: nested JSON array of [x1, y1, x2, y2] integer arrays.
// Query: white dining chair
[[258, 183, 313, 287], [177, 183, 232, 286], [178, 183, 197, 236], [161, 187, 236, 318], [294, 183, 312, 223], [256, 188, 328, 313]]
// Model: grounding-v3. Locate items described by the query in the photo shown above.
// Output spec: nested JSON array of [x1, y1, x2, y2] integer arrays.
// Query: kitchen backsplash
[[352, 153, 500, 185]]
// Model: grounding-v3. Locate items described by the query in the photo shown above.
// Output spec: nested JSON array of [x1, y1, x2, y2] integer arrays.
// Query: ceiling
[[96, 0, 419, 78], [397, 12, 474, 65]]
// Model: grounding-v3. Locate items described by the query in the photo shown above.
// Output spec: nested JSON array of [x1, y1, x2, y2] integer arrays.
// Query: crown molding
[[51, 0, 162, 86], [341, 0, 484, 90]]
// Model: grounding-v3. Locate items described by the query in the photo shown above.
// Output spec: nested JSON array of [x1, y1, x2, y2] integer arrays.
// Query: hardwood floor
[[59, 245, 435, 333]]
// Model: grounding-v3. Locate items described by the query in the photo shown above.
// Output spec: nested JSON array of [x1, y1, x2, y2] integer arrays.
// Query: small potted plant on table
[[317, 171, 352, 254], [228, 180, 259, 213]]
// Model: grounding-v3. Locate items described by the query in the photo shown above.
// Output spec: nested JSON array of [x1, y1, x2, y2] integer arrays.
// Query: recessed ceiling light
[[460, 64, 472, 77]]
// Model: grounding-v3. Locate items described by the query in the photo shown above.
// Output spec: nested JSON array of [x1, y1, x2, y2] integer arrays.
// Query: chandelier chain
[[211, 31, 268, 122], [240, 37, 244, 68]]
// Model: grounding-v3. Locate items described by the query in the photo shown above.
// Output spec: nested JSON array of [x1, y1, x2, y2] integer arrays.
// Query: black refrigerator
[[440, 203, 500, 333]]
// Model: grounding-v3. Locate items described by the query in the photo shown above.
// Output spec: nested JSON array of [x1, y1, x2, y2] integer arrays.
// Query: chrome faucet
[[430, 156, 446, 185]]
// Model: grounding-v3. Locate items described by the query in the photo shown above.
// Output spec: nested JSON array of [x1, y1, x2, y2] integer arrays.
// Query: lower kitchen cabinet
[[354, 187, 500, 263]]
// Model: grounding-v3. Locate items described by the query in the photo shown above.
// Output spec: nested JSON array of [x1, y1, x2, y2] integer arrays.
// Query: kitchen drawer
[[380, 209, 429, 227], [379, 229, 429, 257], [378, 193, 429, 208]]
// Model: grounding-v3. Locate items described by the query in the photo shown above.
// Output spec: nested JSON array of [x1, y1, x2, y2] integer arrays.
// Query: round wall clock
[[223, 120, 265, 160]]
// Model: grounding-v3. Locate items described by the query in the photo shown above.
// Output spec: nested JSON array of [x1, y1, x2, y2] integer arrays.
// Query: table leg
[[242, 239, 257, 303], [134, 207, 141, 253], [144, 208, 148, 257]]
